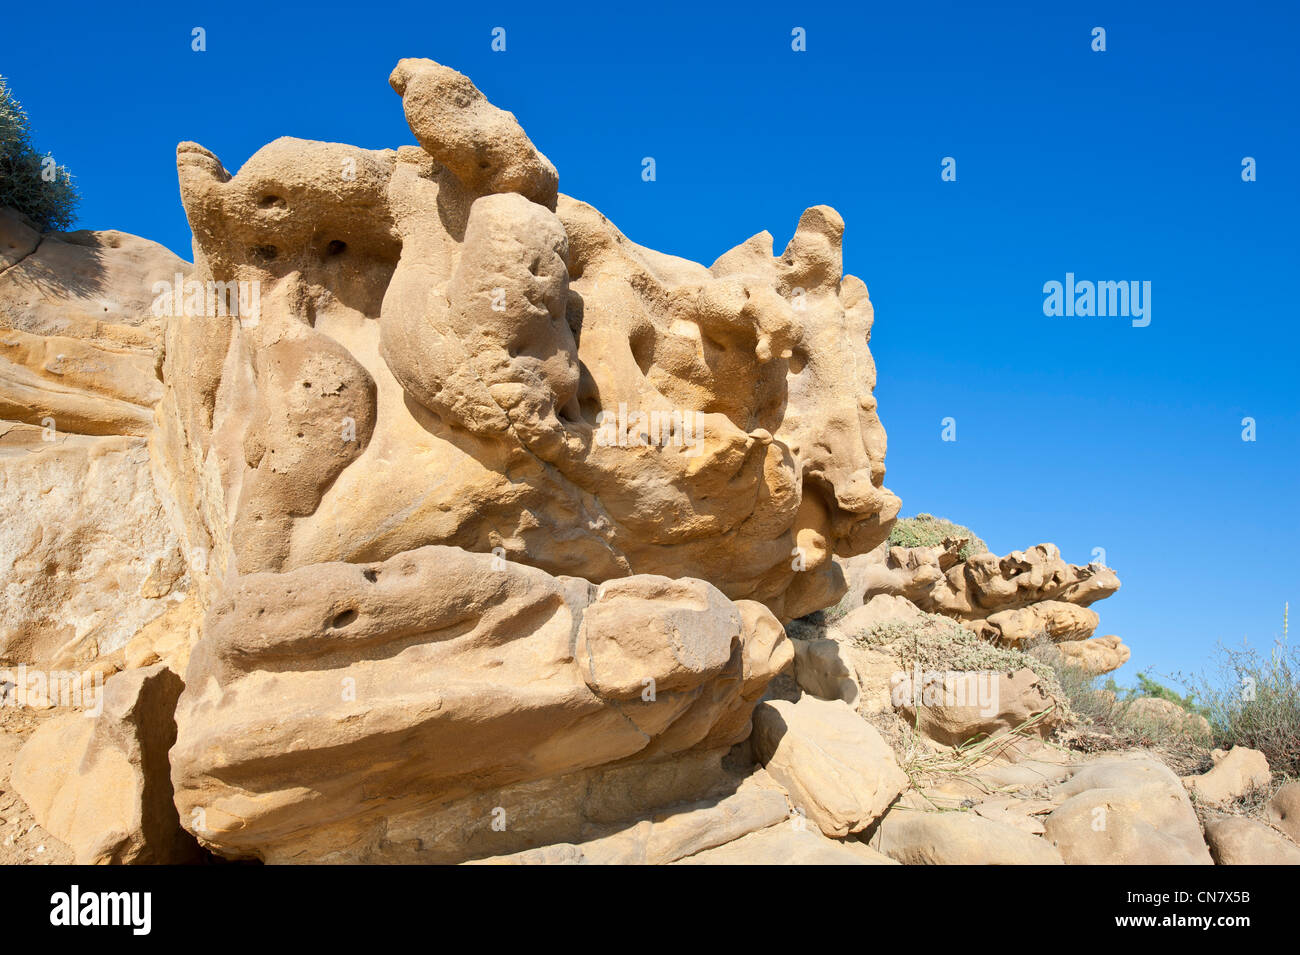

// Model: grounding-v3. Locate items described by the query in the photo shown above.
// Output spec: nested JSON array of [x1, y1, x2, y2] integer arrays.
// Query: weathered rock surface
[[1055, 634, 1131, 675], [0, 208, 39, 270], [1201, 814, 1300, 865], [0, 57, 912, 866], [0, 57, 1190, 869], [0, 210, 189, 665], [1268, 782, 1300, 844], [158, 57, 898, 622], [750, 696, 907, 836], [971, 796, 1058, 835], [0, 211, 183, 437], [170, 545, 791, 862], [469, 775, 791, 865], [846, 540, 1126, 670], [895, 667, 1061, 746], [676, 823, 898, 865], [11, 664, 201, 864], [871, 807, 1064, 864], [1043, 756, 1213, 865], [1182, 747, 1270, 807], [0, 431, 187, 664]]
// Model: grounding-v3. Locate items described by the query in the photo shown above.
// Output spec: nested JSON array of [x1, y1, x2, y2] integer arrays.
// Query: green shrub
[[0, 76, 78, 231], [887, 513, 988, 561], [1188, 636, 1300, 778]]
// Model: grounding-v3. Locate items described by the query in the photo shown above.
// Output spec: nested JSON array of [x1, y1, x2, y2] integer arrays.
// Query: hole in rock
[[331, 609, 359, 629], [325, 240, 347, 256]]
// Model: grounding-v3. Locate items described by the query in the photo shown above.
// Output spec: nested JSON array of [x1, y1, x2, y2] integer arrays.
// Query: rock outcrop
[[0, 209, 189, 666], [157, 57, 897, 624], [846, 539, 1128, 673], [4, 56, 1277, 871], [169, 545, 790, 862], [2, 57, 904, 865], [790, 594, 1065, 748]]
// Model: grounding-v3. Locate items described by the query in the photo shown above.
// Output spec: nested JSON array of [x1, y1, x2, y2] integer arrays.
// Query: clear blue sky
[[3, 0, 1296, 687]]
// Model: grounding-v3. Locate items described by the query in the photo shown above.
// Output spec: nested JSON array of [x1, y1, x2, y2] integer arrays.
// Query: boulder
[[837, 594, 928, 635], [11, 664, 201, 864], [1202, 814, 1300, 865], [895, 667, 1061, 746], [1043, 756, 1213, 865], [1182, 747, 1270, 806], [791, 637, 861, 706], [750, 696, 907, 837]]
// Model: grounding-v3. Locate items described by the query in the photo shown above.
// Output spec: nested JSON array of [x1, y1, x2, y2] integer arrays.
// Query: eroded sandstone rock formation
[[169, 545, 791, 862], [158, 57, 897, 625], [141, 58, 894, 862], [849, 538, 1129, 673], [1, 57, 904, 864], [5, 58, 1257, 871]]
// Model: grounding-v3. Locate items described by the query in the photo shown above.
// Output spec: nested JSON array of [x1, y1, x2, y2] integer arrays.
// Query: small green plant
[[0, 76, 78, 232], [887, 514, 988, 561]]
